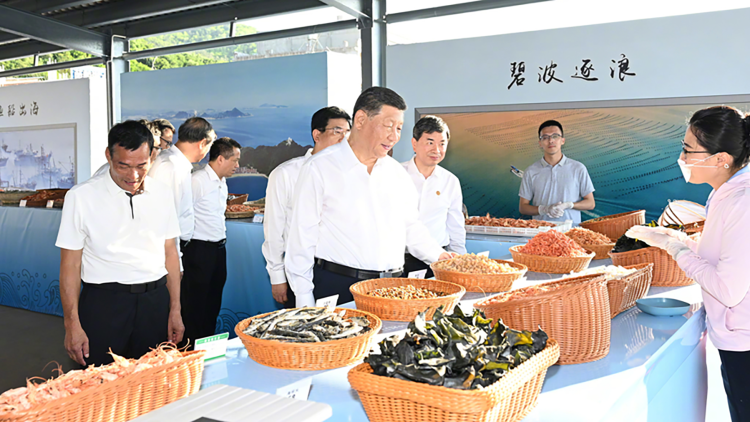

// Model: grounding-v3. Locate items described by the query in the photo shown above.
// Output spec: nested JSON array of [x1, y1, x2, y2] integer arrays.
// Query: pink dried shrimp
[[519, 230, 590, 257]]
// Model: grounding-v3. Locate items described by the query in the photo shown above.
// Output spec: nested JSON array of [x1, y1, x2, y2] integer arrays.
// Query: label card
[[478, 251, 490, 258], [46, 200, 54, 208], [276, 377, 312, 401], [252, 214, 264, 223], [315, 295, 338, 311], [194, 332, 229, 361], [408, 269, 427, 279], [19, 200, 27, 207]]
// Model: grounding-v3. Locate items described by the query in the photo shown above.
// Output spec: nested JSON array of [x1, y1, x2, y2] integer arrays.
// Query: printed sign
[[276, 377, 312, 401], [477, 251, 490, 258], [194, 332, 229, 361], [408, 269, 427, 279], [315, 295, 338, 311]]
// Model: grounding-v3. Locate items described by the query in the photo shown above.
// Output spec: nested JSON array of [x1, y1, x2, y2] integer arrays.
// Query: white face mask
[[677, 153, 719, 183]]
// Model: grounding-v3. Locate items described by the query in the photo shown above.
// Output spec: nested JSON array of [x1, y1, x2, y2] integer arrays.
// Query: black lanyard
[[125, 192, 135, 219]]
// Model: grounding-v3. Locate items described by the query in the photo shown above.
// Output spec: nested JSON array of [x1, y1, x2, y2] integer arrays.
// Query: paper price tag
[[408, 269, 427, 279], [46, 200, 54, 208], [477, 251, 490, 258], [194, 332, 229, 361], [19, 200, 27, 207], [252, 214, 264, 223], [315, 294, 338, 311], [276, 377, 312, 401]]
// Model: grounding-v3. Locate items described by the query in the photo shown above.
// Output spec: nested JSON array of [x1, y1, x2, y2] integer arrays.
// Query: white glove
[[538, 205, 556, 218], [648, 226, 689, 243], [295, 292, 316, 308], [549, 202, 574, 218], [625, 226, 690, 259]]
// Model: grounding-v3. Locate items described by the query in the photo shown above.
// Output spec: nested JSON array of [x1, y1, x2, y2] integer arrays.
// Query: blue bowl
[[636, 298, 691, 316]]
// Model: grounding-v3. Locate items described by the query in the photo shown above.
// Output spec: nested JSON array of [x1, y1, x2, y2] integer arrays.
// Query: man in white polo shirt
[[284, 87, 453, 308], [262, 106, 351, 305], [402, 115, 466, 278], [149, 117, 215, 268], [57, 121, 183, 367], [181, 137, 241, 345]]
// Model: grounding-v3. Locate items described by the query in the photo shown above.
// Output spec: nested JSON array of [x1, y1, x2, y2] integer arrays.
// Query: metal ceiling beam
[[319, 0, 369, 19], [0, 40, 66, 62], [387, 0, 552, 24], [0, 56, 104, 78], [0, 0, 96, 15], [109, 0, 325, 39], [121, 19, 357, 61], [0, 4, 107, 56]]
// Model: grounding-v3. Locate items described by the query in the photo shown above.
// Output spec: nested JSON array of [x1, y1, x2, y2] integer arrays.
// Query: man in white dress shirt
[[402, 116, 466, 278], [262, 106, 351, 305], [56, 121, 183, 367], [149, 117, 215, 269], [284, 87, 453, 308], [92, 120, 161, 178], [181, 137, 241, 346]]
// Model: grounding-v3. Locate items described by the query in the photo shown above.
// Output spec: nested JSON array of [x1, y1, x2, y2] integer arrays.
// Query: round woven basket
[[348, 340, 560, 422], [475, 274, 610, 365], [579, 210, 646, 241], [509, 245, 594, 274], [430, 259, 527, 293], [609, 247, 694, 287], [576, 243, 615, 260], [350, 278, 466, 321], [234, 307, 382, 370]]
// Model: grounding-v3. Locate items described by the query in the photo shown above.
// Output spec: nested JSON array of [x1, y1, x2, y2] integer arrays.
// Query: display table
[[200, 260, 708, 422], [0, 207, 525, 334]]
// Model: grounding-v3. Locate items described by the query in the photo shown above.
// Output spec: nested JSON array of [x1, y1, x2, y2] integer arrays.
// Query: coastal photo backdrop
[[121, 53, 331, 199], [424, 100, 750, 222], [0, 124, 76, 190]]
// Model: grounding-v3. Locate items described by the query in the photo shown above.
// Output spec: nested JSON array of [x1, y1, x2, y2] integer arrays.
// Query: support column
[[106, 35, 127, 129], [360, 0, 386, 88]]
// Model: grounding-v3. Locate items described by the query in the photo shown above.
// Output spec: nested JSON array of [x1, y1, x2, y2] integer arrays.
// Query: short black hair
[[108, 120, 154, 156], [538, 120, 564, 137], [152, 118, 175, 133], [311, 106, 352, 134], [352, 87, 407, 118], [689, 106, 750, 170], [413, 115, 450, 141], [178, 117, 214, 143], [209, 137, 241, 162]]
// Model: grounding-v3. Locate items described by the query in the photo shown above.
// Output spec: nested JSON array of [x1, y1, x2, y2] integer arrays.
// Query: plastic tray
[[465, 219, 572, 237]]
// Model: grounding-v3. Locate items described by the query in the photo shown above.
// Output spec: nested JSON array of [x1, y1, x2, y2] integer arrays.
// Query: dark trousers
[[720, 349, 750, 422], [78, 278, 169, 367], [180, 239, 228, 348], [284, 264, 363, 308], [403, 252, 434, 279]]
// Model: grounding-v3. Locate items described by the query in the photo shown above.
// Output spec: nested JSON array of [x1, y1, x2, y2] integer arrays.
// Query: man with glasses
[[153, 118, 176, 150], [262, 106, 351, 305], [519, 120, 595, 224]]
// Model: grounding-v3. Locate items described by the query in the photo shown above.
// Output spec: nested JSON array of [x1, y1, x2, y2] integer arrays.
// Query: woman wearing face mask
[[626, 105, 750, 422]]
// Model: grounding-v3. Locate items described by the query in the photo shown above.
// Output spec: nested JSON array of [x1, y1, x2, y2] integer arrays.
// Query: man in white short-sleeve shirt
[[92, 119, 162, 178], [262, 106, 351, 305], [519, 120, 595, 224], [181, 137, 241, 345], [148, 117, 215, 268], [56, 121, 184, 367], [284, 87, 453, 308], [401, 115, 466, 278]]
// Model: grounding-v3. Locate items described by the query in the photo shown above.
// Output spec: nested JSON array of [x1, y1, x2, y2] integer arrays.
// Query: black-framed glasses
[[681, 140, 710, 155], [539, 134, 562, 142], [322, 127, 350, 135]]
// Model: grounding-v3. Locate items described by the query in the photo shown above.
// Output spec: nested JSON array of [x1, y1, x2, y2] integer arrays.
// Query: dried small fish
[[243, 307, 370, 342]]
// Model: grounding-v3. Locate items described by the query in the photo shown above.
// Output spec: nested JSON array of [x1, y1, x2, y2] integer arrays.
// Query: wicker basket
[[581, 263, 653, 318], [225, 210, 256, 219], [348, 339, 560, 422], [509, 245, 594, 274], [579, 210, 646, 241], [227, 193, 248, 205], [350, 278, 466, 321], [683, 221, 704, 234], [475, 274, 610, 365], [609, 247, 693, 287], [234, 307, 382, 370], [2, 350, 206, 422], [579, 243, 615, 260], [430, 259, 527, 293]]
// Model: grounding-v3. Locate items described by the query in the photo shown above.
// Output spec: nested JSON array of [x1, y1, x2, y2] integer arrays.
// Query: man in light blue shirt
[[519, 120, 595, 224]]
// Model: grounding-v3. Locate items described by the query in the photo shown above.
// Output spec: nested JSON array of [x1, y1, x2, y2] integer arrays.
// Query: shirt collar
[[170, 144, 193, 167], [103, 171, 152, 197], [541, 154, 567, 168], [406, 156, 443, 180], [304, 148, 313, 158], [205, 163, 221, 182], [342, 139, 366, 171]]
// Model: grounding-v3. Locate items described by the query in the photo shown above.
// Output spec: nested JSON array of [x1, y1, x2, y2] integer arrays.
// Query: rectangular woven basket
[[348, 340, 560, 422], [609, 247, 694, 287], [579, 210, 646, 241], [475, 274, 610, 365], [1, 350, 206, 422], [605, 263, 653, 318]]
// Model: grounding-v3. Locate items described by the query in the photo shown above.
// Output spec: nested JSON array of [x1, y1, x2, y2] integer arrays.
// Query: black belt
[[315, 258, 403, 279], [83, 276, 167, 294], [192, 238, 227, 246]]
